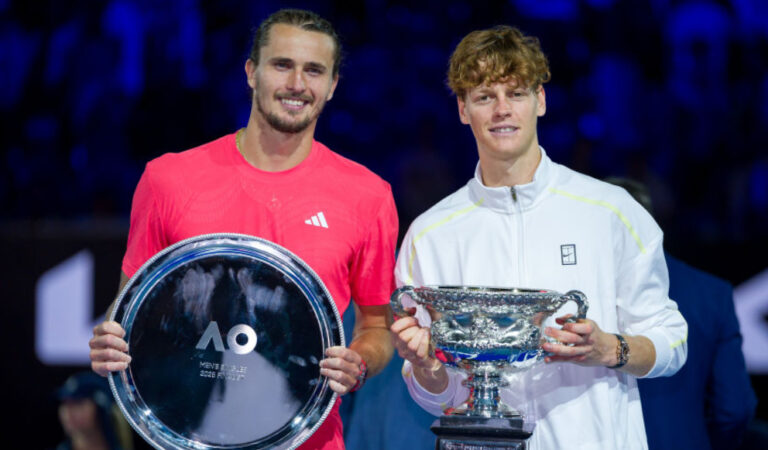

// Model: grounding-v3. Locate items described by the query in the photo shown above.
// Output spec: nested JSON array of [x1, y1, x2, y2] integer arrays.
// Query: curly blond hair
[[448, 25, 551, 98]]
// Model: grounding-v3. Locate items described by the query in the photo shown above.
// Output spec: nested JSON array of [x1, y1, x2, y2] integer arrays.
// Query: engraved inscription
[[441, 439, 524, 449], [198, 360, 248, 381]]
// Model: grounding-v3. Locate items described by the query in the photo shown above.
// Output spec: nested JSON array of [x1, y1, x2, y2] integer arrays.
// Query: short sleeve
[[122, 163, 168, 278], [348, 183, 399, 306]]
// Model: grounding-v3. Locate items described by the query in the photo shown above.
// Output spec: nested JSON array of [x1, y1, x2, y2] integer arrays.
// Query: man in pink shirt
[[88, 9, 398, 449]]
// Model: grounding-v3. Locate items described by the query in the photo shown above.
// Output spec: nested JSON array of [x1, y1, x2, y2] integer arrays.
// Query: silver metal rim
[[107, 233, 344, 450]]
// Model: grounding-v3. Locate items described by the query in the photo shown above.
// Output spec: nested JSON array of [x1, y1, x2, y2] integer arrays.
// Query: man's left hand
[[541, 315, 617, 367], [319, 346, 364, 395]]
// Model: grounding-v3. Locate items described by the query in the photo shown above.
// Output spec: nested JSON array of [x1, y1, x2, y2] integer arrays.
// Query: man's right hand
[[390, 315, 435, 368], [389, 317, 442, 371], [89, 321, 131, 377], [390, 315, 449, 393]]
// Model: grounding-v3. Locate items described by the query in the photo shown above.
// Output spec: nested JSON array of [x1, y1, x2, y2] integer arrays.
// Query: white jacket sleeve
[[401, 360, 469, 417], [616, 227, 688, 378]]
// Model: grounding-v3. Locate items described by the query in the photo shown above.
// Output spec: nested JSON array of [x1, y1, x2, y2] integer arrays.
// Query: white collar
[[467, 147, 554, 213]]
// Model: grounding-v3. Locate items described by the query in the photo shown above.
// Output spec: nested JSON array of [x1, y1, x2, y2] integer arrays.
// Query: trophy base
[[431, 416, 534, 450]]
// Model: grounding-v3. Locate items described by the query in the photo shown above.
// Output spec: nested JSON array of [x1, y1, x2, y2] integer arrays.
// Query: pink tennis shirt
[[122, 132, 398, 449]]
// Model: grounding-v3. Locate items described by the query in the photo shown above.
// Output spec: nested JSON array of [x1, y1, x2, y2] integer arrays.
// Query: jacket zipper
[[511, 187, 526, 285]]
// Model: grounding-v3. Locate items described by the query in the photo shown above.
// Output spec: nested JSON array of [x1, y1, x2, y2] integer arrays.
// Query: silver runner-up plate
[[108, 233, 344, 450]]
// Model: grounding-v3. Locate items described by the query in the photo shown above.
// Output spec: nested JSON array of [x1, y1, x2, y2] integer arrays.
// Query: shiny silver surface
[[109, 233, 344, 450], [391, 285, 587, 418]]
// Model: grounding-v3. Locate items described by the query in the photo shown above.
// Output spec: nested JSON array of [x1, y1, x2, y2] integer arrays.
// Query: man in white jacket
[[390, 25, 688, 449]]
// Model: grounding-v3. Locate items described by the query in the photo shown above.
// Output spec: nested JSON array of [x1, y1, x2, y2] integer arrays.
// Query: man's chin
[[266, 114, 312, 134], [255, 95, 324, 134]]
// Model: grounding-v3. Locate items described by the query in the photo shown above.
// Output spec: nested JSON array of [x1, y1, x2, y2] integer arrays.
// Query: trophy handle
[[390, 286, 417, 318], [561, 290, 589, 323], [542, 290, 590, 355]]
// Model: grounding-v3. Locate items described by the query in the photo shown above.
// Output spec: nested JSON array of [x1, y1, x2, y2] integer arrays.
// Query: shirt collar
[[467, 147, 554, 213]]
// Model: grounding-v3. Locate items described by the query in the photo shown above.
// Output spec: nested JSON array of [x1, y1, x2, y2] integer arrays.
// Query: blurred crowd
[[1, 0, 767, 263]]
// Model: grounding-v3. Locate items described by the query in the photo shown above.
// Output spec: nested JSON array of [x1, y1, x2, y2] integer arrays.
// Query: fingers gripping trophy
[[391, 286, 588, 449]]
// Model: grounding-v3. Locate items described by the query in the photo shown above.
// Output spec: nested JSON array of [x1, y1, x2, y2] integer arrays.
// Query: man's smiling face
[[248, 23, 338, 134], [458, 79, 546, 162]]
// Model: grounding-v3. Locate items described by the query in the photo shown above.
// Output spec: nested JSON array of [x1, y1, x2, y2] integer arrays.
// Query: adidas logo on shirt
[[304, 212, 329, 228]]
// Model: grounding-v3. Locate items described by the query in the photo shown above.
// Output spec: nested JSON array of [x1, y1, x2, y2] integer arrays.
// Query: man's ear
[[536, 85, 546, 117], [245, 59, 257, 89], [326, 74, 339, 101], [457, 96, 469, 124]]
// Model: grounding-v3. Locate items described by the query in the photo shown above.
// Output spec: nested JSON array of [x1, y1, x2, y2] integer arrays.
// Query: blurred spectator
[[56, 371, 134, 450], [605, 177, 758, 450]]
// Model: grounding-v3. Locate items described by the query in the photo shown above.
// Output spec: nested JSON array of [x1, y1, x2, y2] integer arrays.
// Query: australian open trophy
[[391, 286, 588, 450]]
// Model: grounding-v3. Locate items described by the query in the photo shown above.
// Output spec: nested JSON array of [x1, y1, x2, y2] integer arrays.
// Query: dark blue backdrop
[[1, 1, 767, 448]]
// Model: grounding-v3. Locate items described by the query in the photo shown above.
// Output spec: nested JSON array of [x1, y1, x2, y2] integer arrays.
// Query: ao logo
[[195, 321, 258, 355]]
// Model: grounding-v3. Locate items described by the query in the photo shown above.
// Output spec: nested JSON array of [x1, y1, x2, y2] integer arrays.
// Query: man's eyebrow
[[304, 61, 328, 71], [267, 57, 328, 71], [269, 57, 293, 65]]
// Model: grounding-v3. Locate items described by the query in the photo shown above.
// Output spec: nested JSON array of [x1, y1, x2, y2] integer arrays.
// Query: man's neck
[[478, 146, 542, 187], [238, 117, 317, 172]]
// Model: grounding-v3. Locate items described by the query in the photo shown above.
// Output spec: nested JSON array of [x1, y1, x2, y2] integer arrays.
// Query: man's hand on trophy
[[320, 346, 364, 395], [390, 316, 449, 393], [89, 321, 131, 377], [390, 316, 434, 367], [541, 315, 618, 367]]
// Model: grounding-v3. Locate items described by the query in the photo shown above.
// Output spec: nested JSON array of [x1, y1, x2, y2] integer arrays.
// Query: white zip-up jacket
[[395, 149, 688, 450]]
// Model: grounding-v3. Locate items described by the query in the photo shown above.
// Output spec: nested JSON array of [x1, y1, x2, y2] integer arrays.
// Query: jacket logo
[[561, 244, 577, 265]]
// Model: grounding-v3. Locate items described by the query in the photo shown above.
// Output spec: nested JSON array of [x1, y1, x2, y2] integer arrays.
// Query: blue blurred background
[[1, 0, 767, 448]]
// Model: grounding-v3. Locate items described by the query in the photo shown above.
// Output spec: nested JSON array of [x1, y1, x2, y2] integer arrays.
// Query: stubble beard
[[255, 90, 326, 134]]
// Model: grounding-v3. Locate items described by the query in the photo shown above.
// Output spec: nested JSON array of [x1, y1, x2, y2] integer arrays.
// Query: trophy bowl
[[391, 286, 588, 419]]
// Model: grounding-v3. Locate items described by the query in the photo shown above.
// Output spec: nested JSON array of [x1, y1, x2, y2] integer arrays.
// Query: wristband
[[350, 359, 368, 392]]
